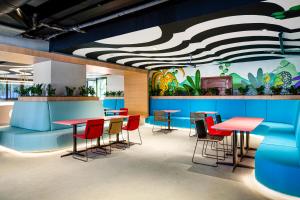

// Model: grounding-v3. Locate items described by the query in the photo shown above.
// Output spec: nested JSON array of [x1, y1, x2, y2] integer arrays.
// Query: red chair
[[122, 115, 141, 147], [205, 116, 232, 154], [205, 116, 232, 137], [73, 119, 105, 161], [119, 108, 128, 116]]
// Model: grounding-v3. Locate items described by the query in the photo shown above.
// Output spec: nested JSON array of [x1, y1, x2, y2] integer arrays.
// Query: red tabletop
[[162, 110, 180, 113], [105, 110, 127, 113], [53, 115, 128, 126], [212, 117, 264, 132], [195, 111, 218, 114]]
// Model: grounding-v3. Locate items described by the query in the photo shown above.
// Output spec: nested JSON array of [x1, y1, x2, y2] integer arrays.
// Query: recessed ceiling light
[[262, 29, 268, 31]]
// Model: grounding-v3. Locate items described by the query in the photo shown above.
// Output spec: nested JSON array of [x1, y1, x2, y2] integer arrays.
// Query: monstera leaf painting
[[219, 62, 231, 76]]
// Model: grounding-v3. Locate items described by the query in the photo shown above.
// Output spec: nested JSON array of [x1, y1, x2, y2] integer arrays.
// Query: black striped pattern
[[63, 1, 300, 69]]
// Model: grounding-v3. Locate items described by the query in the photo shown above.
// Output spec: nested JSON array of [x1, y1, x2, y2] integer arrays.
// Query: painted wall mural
[[149, 57, 300, 96]]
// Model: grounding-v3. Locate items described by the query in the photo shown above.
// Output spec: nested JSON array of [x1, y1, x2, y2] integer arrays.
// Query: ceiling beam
[[0, 44, 147, 73]]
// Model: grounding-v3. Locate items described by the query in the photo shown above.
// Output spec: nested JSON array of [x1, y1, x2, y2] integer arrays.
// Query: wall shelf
[[151, 95, 300, 100], [18, 96, 99, 101]]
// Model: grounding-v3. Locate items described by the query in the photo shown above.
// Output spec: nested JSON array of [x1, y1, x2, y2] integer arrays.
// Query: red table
[[161, 110, 180, 131], [54, 115, 128, 157], [212, 117, 264, 172], [105, 110, 127, 115]]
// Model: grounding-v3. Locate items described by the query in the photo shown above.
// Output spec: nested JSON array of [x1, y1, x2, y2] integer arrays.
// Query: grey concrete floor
[[0, 126, 269, 200]]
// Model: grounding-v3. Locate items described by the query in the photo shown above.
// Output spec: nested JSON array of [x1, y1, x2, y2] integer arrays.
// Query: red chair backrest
[[84, 119, 104, 139], [120, 108, 128, 116], [205, 116, 215, 133], [126, 115, 140, 131]]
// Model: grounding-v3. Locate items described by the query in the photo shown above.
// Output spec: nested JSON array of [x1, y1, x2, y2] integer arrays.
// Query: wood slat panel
[[124, 71, 149, 117]]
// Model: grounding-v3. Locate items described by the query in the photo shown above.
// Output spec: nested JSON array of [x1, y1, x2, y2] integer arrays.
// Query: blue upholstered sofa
[[146, 98, 300, 197], [0, 100, 104, 152]]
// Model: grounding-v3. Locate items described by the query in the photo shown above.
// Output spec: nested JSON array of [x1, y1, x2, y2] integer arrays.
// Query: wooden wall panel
[[124, 71, 149, 117], [0, 104, 13, 125]]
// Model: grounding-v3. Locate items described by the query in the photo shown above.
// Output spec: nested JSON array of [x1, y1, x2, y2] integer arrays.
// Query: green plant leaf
[[223, 68, 229, 73], [289, 5, 300, 11], [225, 63, 231, 67], [219, 65, 223, 70], [183, 84, 193, 95], [271, 11, 285, 17], [195, 70, 201, 90], [274, 14, 286, 19], [186, 76, 196, 89]]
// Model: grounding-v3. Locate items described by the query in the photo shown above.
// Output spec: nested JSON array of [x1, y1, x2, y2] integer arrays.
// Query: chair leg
[[109, 134, 112, 154], [127, 130, 130, 147], [192, 140, 217, 167], [138, 128, 142, 145], [201, 141, 206, 157], [85, 139, 88, 162], [192, 139, 199, 163], [216, 142, 218, 167]]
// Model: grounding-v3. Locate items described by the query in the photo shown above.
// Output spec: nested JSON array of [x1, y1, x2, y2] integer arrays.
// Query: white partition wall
[[33, 60, 86, 95]]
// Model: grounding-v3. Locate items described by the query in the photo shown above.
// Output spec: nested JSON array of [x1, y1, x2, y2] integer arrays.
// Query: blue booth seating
[[103, 98, 124, 110], [146, 98, 300, 197], [0, 100, 105, 152]]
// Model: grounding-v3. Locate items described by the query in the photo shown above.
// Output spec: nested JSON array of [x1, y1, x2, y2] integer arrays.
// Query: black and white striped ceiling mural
[[0, 62, 33, 76], [63, 0, 300, 70]]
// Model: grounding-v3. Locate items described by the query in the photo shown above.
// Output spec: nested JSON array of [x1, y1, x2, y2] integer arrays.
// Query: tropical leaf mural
[[149, 59, 300, 96], [183, 69, 201, 95]]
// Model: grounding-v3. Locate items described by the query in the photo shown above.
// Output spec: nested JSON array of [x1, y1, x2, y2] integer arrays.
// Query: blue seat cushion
[[255, 143, 300, 197], [251, 122, 295, 136]]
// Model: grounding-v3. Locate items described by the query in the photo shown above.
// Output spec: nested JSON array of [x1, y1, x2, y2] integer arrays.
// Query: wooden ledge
[[18, 96, 99, 101], [151, 95, 300, 100], [104, 97, 124, 99]]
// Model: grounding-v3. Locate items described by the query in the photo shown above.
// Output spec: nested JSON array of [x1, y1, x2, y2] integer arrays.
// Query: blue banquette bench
[[146, 97, 300, 197]]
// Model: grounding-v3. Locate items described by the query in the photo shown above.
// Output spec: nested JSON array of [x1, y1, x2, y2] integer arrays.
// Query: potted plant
[[110, 91, 116, 97], [288, 86, 299, 95], [225, 88, 232, 95], [104, 91, 110, 97], [206, 88, 219, 96], [199, 88, 207, 95], [270, 86, 282, 95], [78, 86, 89, 96], [238, 85, 249, 95], [88, 86, 96, 96], [65, 86, 76, 96], [46, 84, 56, 96], [15, 85, 30, 96], [256, 85, 265, 95], [116, 90, 124, 97]]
